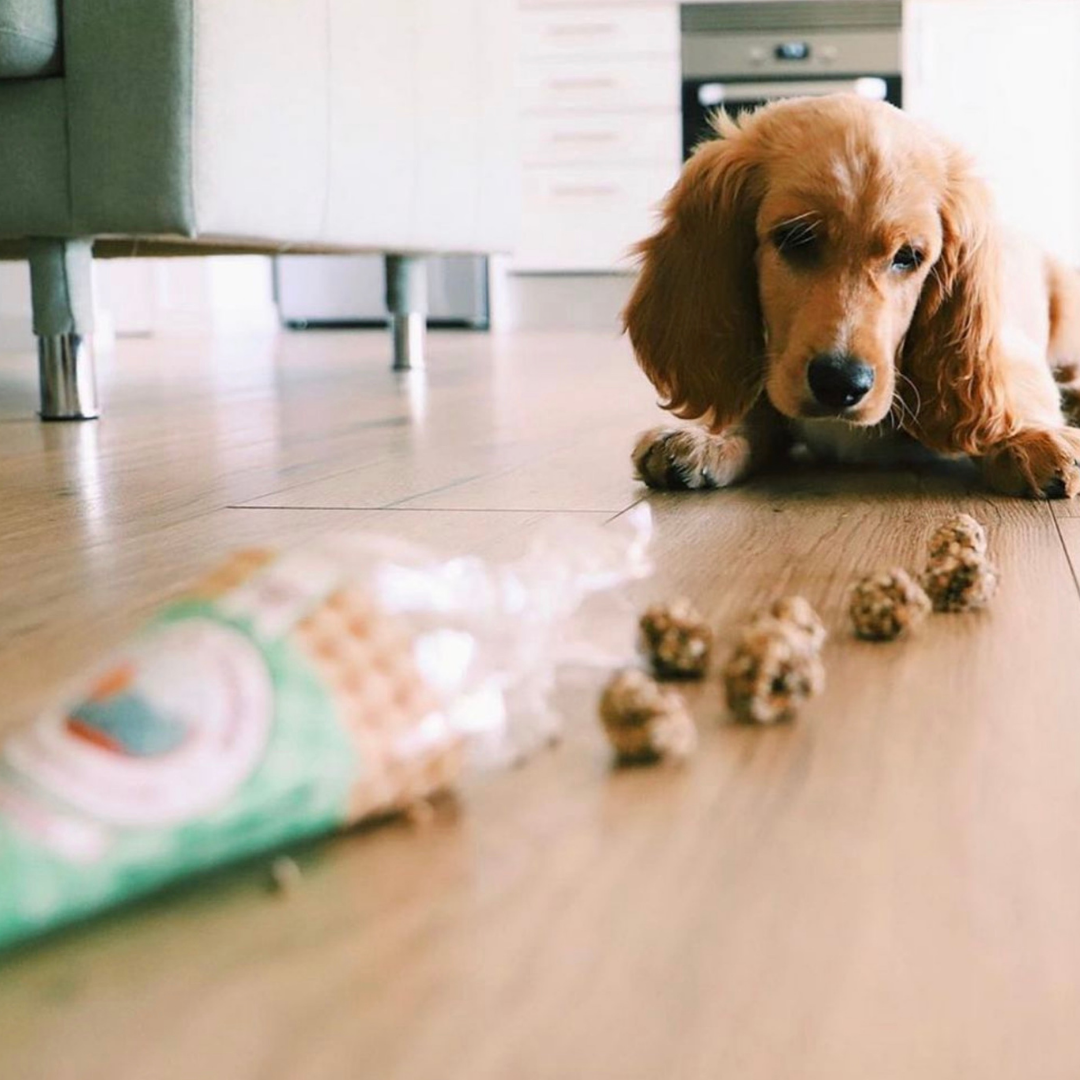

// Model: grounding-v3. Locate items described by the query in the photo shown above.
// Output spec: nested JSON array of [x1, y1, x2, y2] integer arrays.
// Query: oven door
[[681, 75, 902, 160]]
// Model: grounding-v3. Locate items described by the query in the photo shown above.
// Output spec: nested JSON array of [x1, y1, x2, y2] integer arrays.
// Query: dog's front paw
[[631, 427, 752, 491], [981, 428, 1080, 499]]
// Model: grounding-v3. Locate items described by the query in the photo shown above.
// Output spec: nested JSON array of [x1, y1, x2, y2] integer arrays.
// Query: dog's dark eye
[[772, 222, 819, 263], [890, 245, 923, 272]]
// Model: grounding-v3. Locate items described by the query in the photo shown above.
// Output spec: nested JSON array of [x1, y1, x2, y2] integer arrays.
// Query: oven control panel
[[683, 29, 901, 80]]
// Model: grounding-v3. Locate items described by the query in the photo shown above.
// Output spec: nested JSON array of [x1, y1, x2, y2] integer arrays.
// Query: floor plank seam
[[234, 453, 459, 509], [1049, 505, 1080, 601], [383, 473, 495, 508], [227, 504, 389, 511], [604, 496, 646, 524], [225, 504, 612, 514]]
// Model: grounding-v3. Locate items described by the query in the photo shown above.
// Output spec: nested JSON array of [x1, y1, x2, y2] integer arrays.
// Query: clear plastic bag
[[0, 506, 652, 948], [338, 502, 653, 765]]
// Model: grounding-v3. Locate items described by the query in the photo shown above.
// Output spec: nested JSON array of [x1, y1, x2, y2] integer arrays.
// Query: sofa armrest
[[65, 0, 195, 236]]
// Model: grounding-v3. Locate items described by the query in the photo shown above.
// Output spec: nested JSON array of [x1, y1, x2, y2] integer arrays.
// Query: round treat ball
[[638, 597, 713, 679], [765, 595, 827, 652], [928, 513, 987, 559], [923, 548, 998, 612], [598, 669, 697, 763], [722, 618, 825, 724], [849, 569, 931, 641]]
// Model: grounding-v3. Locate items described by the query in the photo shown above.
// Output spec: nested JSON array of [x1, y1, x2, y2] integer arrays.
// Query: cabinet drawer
[[514, 164, 678, 272], [519, 56, 680, 113], [520, 6, 678, 61], [521, 111, 680, 165]]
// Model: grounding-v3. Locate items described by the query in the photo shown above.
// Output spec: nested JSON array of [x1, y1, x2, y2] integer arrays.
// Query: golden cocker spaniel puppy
[[625, 94, 1080, 498]]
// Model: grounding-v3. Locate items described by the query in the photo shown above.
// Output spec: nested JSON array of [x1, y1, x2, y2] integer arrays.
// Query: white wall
[[0, 256, 278, 352], [0, 263, 32, 351], [904, 0, 1080, 265]]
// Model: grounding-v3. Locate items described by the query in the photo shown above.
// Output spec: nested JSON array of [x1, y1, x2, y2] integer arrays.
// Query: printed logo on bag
[[4, 619, 273, 826]]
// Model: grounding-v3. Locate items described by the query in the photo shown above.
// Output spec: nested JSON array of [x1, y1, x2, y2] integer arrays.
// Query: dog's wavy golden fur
[[625, 95, 1080, 498]]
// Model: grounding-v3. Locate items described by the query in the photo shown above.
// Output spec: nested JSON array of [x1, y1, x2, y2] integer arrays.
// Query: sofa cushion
[[0, 0, 61, 79]]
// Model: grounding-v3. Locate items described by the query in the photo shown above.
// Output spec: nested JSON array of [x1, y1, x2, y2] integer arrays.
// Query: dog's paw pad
[[632, 429, 715, 491]]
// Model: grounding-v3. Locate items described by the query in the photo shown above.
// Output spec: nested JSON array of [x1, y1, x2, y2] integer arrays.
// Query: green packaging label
[[0, 558, 361, 950]]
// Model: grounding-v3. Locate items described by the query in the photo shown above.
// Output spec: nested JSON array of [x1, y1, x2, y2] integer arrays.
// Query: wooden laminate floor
[[2, 327, 1080, 1079]]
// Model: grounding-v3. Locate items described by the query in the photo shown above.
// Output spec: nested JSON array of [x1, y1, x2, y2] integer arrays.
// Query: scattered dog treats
[[923, 548, 998, 612], [722, 617, 825, 724], [849, 569, 931, 641], [598, 669, 697, 763], [638, 597, 713, 678], [766, 595, 827, 652], [927, 513, 987, 559]]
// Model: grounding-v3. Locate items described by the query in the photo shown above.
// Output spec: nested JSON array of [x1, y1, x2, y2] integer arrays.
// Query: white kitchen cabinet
[[519, 4, 678, 61], [904, 0, 1080, 263], [519, 164, 677, 271], [513, 1, 682, 273], [521, 111, 680, 167], [518, 55, 681, 114]]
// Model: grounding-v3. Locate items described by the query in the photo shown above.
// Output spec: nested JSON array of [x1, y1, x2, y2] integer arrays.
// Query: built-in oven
[[681, 1, 902, 160]]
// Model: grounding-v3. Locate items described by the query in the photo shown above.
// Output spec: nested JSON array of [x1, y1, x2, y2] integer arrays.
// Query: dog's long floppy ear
[[622, 116, 765, 432], [900, 147, 1010, 453]]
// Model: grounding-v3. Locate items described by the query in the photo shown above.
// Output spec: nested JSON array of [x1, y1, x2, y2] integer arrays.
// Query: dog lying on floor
[[625, 94, 1080, 498]]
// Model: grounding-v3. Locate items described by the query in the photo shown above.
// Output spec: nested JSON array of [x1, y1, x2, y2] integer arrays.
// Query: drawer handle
[[551, 184, 620, 198], [548, 77, 617, 91], [550, 131, 618, 144], [545, 22, 617, 37]]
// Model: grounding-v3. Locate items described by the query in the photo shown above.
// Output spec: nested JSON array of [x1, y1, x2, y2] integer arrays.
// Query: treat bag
[[0, 508, 651, 949]]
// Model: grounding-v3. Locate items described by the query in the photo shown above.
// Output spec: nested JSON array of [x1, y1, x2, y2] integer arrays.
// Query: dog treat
[[638, 597, 713, 678], [599, 669, 697, 762], [765, 595, 827, 652], [923, 548, 998, 612], [722, 617, 825, 724], [922, 514, 998, 612], [849, 569, 931, 641], [927, 513, 987, 559]]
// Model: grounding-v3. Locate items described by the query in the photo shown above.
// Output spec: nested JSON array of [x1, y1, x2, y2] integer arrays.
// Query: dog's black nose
[[807, 353, 875, 410]]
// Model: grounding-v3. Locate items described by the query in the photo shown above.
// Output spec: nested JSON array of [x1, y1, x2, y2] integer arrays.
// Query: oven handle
[[698, 77, 887, 107]]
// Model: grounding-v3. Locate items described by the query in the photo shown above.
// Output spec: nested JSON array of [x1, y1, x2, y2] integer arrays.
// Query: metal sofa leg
[[38, 334, 98, 420], [28, 239, 99, 420], [385, 254, 427, 371]]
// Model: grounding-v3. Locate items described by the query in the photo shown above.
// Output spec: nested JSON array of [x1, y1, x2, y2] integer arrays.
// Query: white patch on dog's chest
[[790, 419, 933, 465]]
